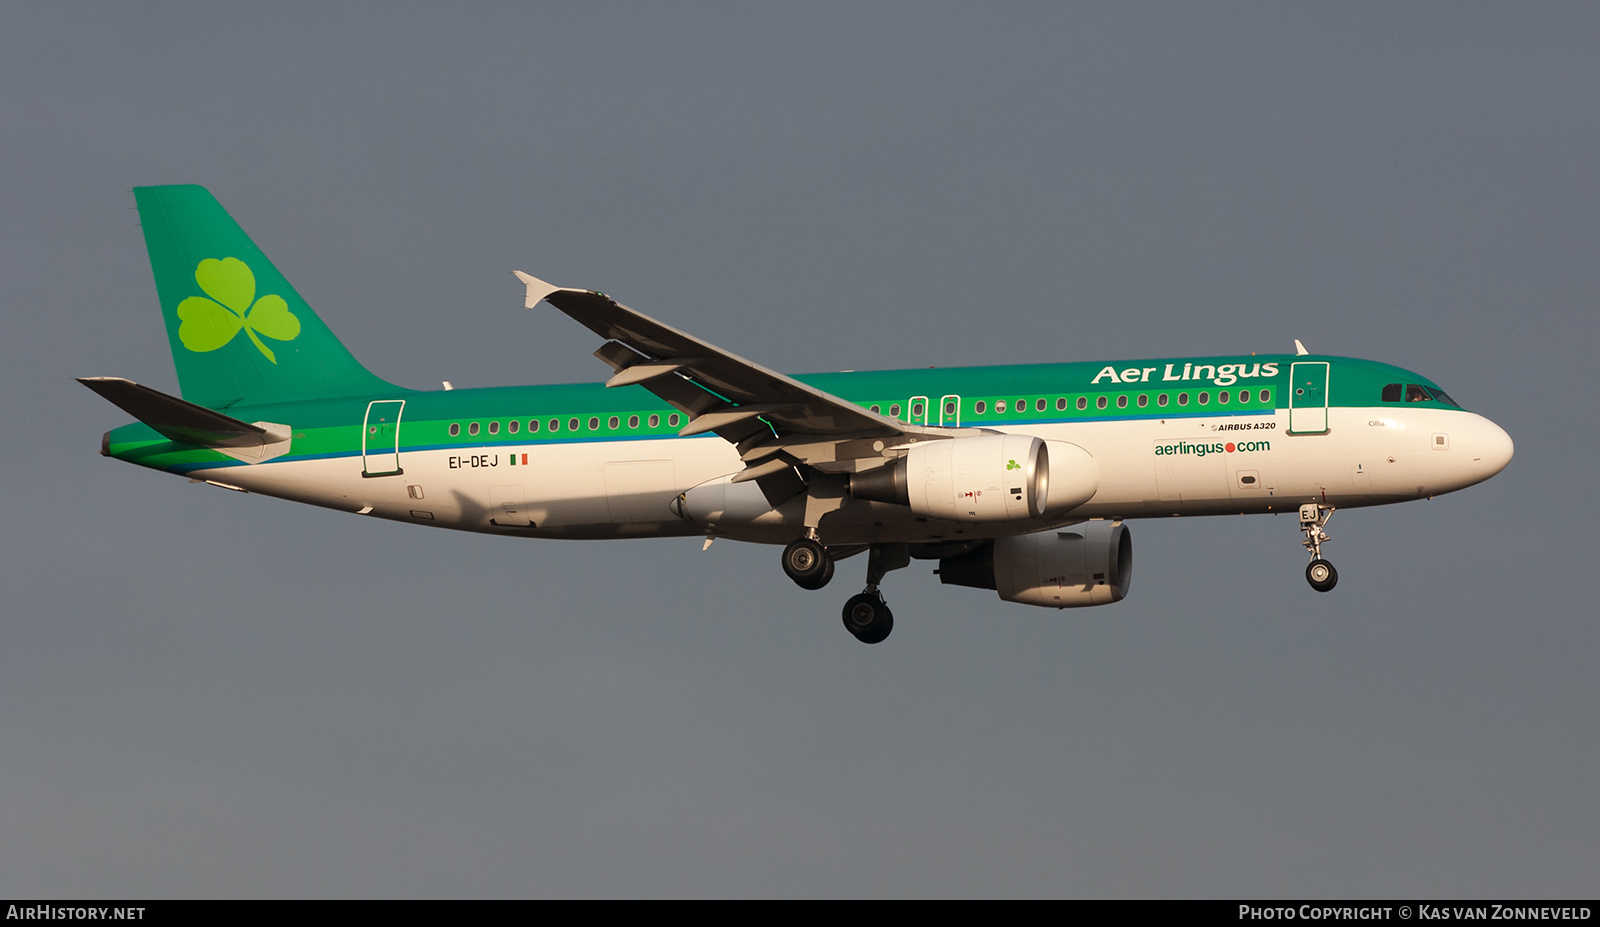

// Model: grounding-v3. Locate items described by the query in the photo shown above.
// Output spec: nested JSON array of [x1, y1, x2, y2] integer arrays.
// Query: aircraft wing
[[514, 272, 965, 481]]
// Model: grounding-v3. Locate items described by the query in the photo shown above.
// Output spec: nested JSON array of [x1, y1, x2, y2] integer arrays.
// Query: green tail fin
[[135, 184, 400, 408]]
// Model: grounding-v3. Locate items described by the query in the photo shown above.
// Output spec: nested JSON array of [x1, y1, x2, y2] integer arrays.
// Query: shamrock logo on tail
[[176, 258, 300, 363]]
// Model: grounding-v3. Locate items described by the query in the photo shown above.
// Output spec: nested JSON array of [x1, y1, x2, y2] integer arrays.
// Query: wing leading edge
[[513, 272, 971, 483]]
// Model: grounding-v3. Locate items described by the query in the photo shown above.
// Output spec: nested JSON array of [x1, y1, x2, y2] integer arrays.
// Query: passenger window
[[1259, 389, 1271, 403], [1236, 390, 1248, 403], [568, 418, 579, 431], [508, 420, 518, 434], [975, 400, 986, 414], [449, 423, 460, 437], [1217, 391, 1229, 404], [1158, 394, 1168, 407], [468, 422, 480, 436], [1178, 393, 1189, 406], [890, 403, 902, 417], [870, 404, 880, 413], [488, 421, 500, 435], [1137, 394, 1148, 407], [1117, 395, 1128, 409], [943, 400, 956, 416], [1199, 392, 1209, 405], [1056, 397, 1067, 411], [549, 419, 560, 432], [1382, 383, 1403, 403], [1035, 398, 1046, 412], [1076, 397, 1087, 411], [589, 417, 600, 430], [1405, 384, 1430, 402], [668, 413, 680, 427], [1096, 396, 1108, 410], [529, 420, 540, 433], [1016, 398, 1026, 411], [629, 415, 639, 428], [995, 400, 1006, 413], [648, 414, 659, 428]]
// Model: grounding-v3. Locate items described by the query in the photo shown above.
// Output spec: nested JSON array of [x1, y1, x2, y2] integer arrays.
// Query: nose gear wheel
[[1306, 558, 1338, 592], [1298, 504, 1338, 592]]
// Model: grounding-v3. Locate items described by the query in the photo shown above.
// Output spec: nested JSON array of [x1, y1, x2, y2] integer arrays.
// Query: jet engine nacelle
[[851, 434, 1098, 521], [938, 520, 1132, 608]]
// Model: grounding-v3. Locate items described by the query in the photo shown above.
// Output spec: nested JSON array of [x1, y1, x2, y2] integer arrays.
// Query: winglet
[[513, 271, 563, 309], [1294, 339, 1309, 356]]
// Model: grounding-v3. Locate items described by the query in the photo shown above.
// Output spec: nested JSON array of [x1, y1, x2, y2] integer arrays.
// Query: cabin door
[[1288, 362, 1330, 435], [362, 400, 405, 477]]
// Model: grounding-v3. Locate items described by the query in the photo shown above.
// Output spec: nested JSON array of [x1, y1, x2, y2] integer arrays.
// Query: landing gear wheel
[[782, 537, 833, 589], [842, 593, 894, 644], [794, 556, 835, 591], [1306, 559, 1338, 593]]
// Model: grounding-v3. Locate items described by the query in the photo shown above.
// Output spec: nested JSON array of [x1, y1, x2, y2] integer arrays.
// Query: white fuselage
[[185, 404, 1514, 545]]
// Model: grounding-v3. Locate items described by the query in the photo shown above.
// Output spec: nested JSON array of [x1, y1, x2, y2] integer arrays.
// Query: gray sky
[[2, 3, 1596, 897]]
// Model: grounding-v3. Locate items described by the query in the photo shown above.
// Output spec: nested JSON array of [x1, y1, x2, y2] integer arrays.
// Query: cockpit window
[[1390, 382, 1458, 405]]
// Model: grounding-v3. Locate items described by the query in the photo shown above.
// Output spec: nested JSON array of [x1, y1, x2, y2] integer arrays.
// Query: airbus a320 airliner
[[84, 186, 1514, 643]]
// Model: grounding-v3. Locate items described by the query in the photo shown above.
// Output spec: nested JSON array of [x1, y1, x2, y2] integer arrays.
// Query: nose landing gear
[[1306, 558, 1338, 592], [1299, 503, 1338, 592]]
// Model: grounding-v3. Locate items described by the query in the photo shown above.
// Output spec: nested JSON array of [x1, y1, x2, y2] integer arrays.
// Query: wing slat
[[515, 273, 904, 442], [513, 272, 980, 468]]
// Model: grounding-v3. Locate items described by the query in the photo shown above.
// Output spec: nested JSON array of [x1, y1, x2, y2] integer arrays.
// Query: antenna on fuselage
[[1294, 339, 1309, 356]]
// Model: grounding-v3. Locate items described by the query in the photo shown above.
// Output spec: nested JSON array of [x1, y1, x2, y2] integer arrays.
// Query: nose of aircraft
[[1468, 413, 1514, 479]]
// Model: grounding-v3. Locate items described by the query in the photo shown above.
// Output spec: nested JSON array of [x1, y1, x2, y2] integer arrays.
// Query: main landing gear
[[1299, 503, 1338, 593], [780, 537, 908, 644], [781, 536, 833, 590], [842, 593, 892, 645]]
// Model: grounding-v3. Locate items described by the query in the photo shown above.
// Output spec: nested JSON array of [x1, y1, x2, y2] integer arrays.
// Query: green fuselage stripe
[[105, 353, 1467, 471]]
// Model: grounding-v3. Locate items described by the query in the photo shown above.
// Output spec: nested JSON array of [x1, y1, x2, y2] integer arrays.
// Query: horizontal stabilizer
[[79, 377, 291, 460]]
